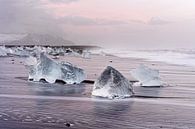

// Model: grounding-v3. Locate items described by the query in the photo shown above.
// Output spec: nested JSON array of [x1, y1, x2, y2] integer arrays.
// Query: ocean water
[[98, 48, 195, 67]]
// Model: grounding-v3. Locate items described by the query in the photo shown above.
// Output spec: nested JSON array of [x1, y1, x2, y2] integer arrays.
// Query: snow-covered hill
[[0, 33, 74, 46], [0, 34, 26, 43]]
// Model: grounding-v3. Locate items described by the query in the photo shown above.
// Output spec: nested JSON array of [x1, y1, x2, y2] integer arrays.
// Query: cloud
[[58, 16, 96, 25], [48, 0, 79, 3], [0, 0, 64, 36], [128, 17, 171, 25], [148, 17, 171, 25], [57, 15, 128, 26]]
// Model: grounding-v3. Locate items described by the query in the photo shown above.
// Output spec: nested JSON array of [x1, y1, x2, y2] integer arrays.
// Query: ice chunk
[[131, 65, 163, 87], [11, 47, 30, 57], [28, 53, 86, 84], [0, 46, 7, 56], [0, 46, 14, 56], [29, 46, 44, 56], [92, 66, 134, 99], [24, 56, 37, 66], [82, 50, 91, 59]]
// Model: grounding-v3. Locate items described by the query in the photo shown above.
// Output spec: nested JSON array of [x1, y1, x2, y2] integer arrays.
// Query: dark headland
[[0, 33, 100, 49]]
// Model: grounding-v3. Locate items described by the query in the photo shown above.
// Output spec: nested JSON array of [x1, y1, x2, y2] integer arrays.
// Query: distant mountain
[[1, 33, 74, 46], [0, 34, 26, 43]]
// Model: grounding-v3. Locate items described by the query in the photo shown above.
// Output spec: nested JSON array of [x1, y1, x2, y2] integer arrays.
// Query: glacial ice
[[92, 66, 134, 99], [131, 65, 163, 87], [12, 47, 30, 57], [0, 46, 7, 56], [0, 45, 88, 58], [24, 56, 37, 66], [82, 50, 91, 59], [28, 53, 86, 84]]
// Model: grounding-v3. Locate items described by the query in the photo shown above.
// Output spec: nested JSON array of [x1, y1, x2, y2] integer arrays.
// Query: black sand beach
[[0, 54, 195, 129]]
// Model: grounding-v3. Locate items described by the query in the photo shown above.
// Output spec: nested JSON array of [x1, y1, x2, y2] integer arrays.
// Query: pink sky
[[40, 0, 195, 48], [43, 0, 195, 22], [1, 0, 195, 48]]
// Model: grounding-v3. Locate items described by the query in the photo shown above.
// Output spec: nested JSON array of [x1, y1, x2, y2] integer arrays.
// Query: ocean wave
[[97, 48, 195, 67]]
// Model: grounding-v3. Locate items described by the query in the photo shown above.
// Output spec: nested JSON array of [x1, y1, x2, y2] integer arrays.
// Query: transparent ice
[[131, 65, 163, 87], [28, 53, 86, 84], [92, 66, 134, 99]]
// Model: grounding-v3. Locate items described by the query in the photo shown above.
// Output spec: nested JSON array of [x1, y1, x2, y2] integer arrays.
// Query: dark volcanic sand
[[0, 55, 195, 129]]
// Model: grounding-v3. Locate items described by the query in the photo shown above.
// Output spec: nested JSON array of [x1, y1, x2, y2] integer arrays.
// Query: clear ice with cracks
[[28, 53, 86, 84], [131, 64, 163, 87], [92, 66, 134, 99]]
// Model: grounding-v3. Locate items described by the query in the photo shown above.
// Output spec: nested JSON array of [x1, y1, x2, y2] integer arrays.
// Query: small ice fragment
[[12, 47, 30, 57], [0, 46, 8, 56], [28, 53, 86, 84], [82, 50, 91, 59], [92, 66, 134, 99], [131, 65, 163, 87]]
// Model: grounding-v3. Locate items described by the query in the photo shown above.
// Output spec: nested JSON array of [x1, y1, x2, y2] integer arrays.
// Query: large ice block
[[28, 53, 86, 84], [131, 65, 163, 87], [92, 66, 134, 99]]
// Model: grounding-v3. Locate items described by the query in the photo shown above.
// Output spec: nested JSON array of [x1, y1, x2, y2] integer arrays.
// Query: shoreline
[[0, 44, 100, 50]]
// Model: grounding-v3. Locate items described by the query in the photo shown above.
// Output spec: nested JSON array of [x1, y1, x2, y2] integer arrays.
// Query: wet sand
[[0, 55, 195, 129]]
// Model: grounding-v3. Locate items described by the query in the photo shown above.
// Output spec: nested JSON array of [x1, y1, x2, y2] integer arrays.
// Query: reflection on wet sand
[[93, 101, 134, 119], [29, 82, 86, 97]]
